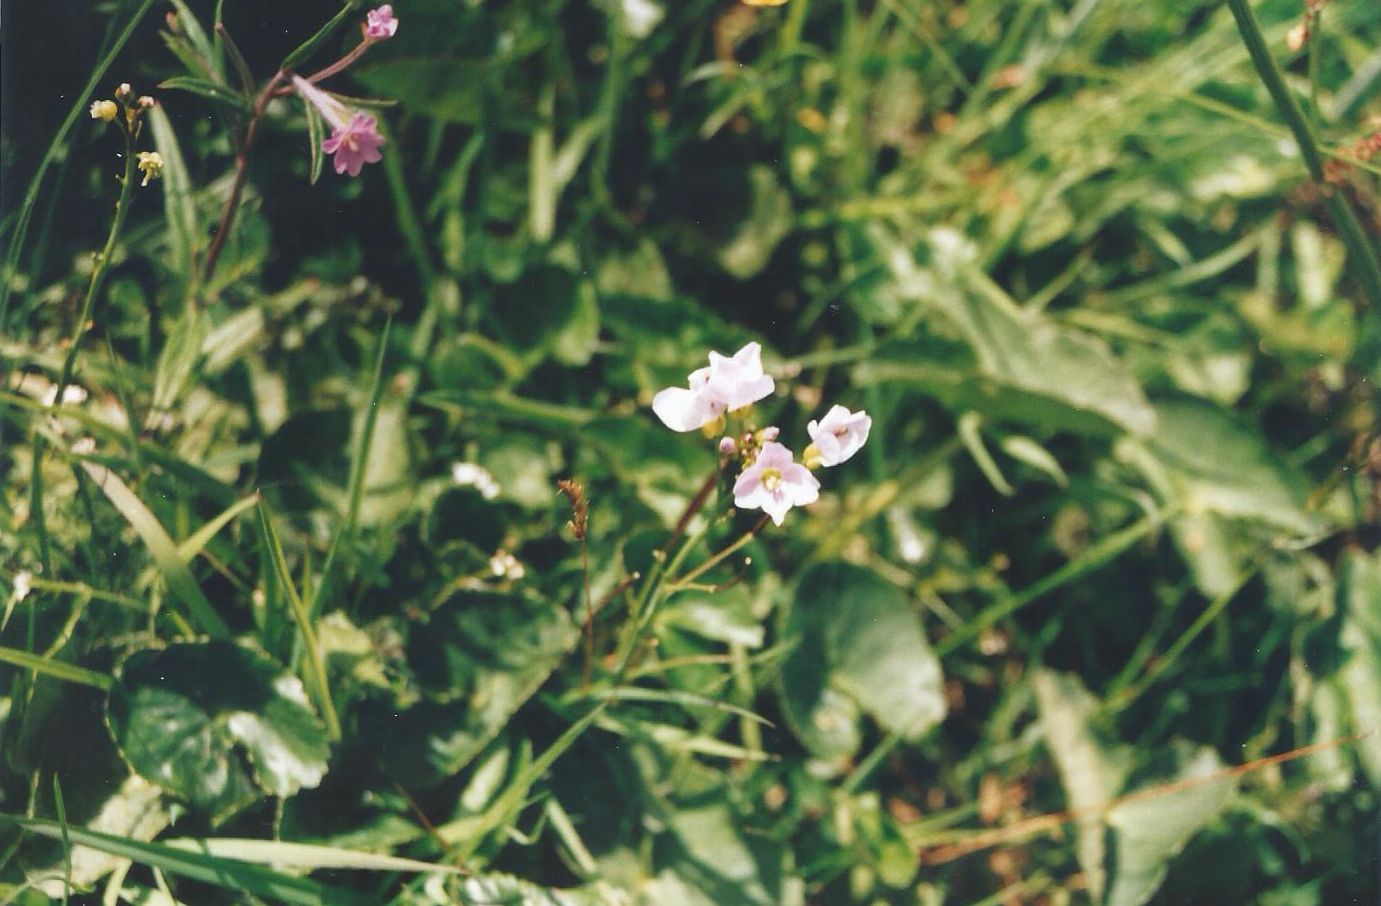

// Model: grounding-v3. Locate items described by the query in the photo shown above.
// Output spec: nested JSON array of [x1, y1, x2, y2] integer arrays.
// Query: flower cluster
[[653, 342, 871, 525], [288, 6, 398, 178], [90, 83, 162, 185]]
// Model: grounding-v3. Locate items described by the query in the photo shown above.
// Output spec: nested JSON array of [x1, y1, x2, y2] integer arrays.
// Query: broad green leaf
[[107, 641, 330, 821], [490, 265, 584, 357], [1034, 670, 1134, 901], [151, 305, 207, 413], [666, 801, 777, 905], [1120, 397, 1321, 536], [779, 563, 945, 764], [1104, 745, 1235, 906], [386, 593, 577, 785], [922, 229, 1156, 436]]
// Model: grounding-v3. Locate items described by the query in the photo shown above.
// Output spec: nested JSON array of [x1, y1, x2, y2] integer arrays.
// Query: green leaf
[[923, 229, 1156, 435], [1034, 670, 1134, 901], [386, 593, 577, 785], [156, 77, 251, 113], [79, 461, 229, 639], [714, 166, 794, 279], [146, 106, 197, 287], [1337, 549, 1381, 789], [4, 816, 365, 906], [1121, 397, 1322, 536], [354, 58, 487, 124], [779, 562, 945, 764], [33, 776, 169, 899], [1104, 745, 1235, 906], [106, 641, 330, 821], [151, 305, 207, 413]]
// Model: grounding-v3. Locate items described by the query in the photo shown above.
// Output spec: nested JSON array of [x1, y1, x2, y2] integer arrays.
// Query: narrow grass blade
[[256, 502, 341, 741], [4, 816, 367, 906], [163, 838, 461, 874], [0, 644, 113, 691], [79, 461, 230, 639]]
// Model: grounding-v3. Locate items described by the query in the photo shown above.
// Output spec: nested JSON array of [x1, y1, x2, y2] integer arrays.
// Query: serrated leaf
[[107, 641, 330, 821]]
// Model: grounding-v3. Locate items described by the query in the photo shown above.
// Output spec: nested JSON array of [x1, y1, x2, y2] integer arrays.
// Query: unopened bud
[[758, 426, 780, 442], [115, 82, 134, 100], [1286, 22, 1309, 53], [138, 96, 156, 109], [719, 436, 738, 455]]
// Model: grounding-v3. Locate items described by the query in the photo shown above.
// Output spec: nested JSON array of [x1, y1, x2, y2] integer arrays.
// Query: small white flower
[[652, 341, 775, 432], [732, 441, 820, 526], [11, 571, 33, 603], [806, 405, 872, 467], [451, 462, 500, 499], [489, 551, 525, 580]]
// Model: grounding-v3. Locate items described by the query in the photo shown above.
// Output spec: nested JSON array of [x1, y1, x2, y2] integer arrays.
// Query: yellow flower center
[[761, 467, 782, 491]]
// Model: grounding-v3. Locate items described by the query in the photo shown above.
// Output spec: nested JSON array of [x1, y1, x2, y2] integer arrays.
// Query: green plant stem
[[28, 122, 140, 575], [935, 509, 1171, 658], [1225, 0, 1381, 311], [0, 0, 156, 333]]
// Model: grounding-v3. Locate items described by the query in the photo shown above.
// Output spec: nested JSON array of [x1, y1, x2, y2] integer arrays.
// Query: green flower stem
[[1226, 0, 1381, 311], [29, 121, 140, 573]]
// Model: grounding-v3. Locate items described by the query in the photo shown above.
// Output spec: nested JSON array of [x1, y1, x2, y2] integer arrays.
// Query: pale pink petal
[[653, 386, 715, 432]]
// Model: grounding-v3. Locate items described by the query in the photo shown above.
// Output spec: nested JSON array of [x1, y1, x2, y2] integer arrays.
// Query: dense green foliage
[[2, 0, 1380, 902]]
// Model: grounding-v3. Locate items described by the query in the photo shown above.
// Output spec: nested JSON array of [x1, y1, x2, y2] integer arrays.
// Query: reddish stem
[[203, 71, 286, 286]]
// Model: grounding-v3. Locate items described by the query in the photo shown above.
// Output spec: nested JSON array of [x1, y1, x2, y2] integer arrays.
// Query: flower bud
[[719, 436, 739, 455], [89, 100, 119, 122], [758, 426, 780, 442], [138, 95, 156, 109], [115, 82, 134, 100]]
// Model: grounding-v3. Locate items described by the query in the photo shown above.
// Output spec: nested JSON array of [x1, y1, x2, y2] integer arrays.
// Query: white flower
[[732, 441, 819, 526], [451, 462, 500, 499], [652, 341, 775, 432], [806, 405, 872, 467], [11, 571, 32, 603]]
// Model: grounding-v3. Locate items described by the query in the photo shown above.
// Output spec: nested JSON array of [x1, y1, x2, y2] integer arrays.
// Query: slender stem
[[1225, 0, 1381, 311], [668, 467, 720, 551], [202, 71, 285, 285], [304, 39, 376, 85], [29, 123, 140, 573], [667, 515, 769, 591], [54, 126, 138, 406]]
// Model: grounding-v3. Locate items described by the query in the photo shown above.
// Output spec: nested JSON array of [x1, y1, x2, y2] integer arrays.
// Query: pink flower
[[733, 441, 819, 526], [322, 113, 386, 176], [363, 5, 399, 40], [652, 341, 775, 432], [291, 76, 386, 177], [806, 404, 872, 467]]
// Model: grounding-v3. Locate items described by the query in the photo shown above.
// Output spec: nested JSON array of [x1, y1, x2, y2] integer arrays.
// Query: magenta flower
[[292, 76, 386, 177], [652, 341, 776, 432], [363, 5, 399, 40], [733, 441, 820, 526], [806, 404, 872, 467]]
